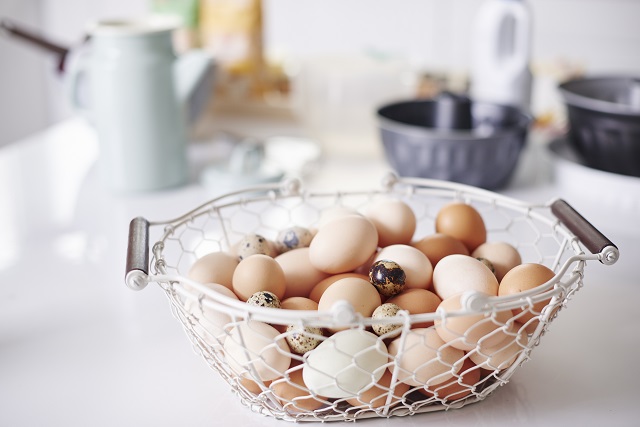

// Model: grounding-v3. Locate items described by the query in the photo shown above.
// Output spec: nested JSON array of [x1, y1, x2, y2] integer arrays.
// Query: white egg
[[302, 329, 387, 398]]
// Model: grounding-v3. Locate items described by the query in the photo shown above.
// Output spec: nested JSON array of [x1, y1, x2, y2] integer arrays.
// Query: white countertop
[[0, 116, 638, 426]]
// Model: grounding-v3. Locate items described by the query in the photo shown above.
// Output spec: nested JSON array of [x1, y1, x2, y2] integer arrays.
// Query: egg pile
[[185, 197, 557, 412]]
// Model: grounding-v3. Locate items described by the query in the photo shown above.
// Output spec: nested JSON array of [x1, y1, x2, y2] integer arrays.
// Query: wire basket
[[125, 174, 618, 422]]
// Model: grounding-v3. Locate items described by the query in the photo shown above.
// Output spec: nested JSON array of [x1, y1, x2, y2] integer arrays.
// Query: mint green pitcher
[[68, 17, 213, 193]]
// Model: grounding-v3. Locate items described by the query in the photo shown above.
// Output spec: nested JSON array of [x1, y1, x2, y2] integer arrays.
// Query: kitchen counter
[[0, 115, 638, 427]]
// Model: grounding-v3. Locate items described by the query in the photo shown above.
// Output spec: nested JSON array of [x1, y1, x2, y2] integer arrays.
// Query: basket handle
[[125, 216, 150, 290], [551, 199, 619, 265]]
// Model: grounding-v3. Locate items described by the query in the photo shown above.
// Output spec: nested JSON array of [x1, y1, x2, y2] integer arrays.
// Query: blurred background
[[1, 0, 639, 148]]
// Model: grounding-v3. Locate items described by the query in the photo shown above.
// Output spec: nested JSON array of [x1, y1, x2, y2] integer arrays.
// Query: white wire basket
[[125, 174, 618, 422]]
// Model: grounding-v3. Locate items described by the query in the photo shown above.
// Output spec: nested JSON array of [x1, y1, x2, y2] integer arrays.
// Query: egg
[[374, 244, 433, 290], [434, 293, 514, 351], [275, 247, 330, 299], [363, 198, 416, 247], [275, 226, 314, 253], [275, 297, 319, 333], [232, 254, 286, 301], [187, 251, 238, 290], [308, 273, 369, 303], [472, 242, 522, 281], [432, 254, 499, 300], [224, 321, 291, 381], [184, 283, 239, 346], [412, 233, 469, 267], [317, 206, 361, 228], [247, 290, 281, 309], [371, 303, 403, 337], [369, 260, 406, 297], [419, 358, 481, 402], [309, 215, 378, 274], [302, 329, 388, 398], [388, 328, 464, 387], [435, 203, 486, 252], [317, 277, 381, 331], [235, 233, 276, 260], [498, 263, 556, 324], [238, 376, 271, 395], [271, 367, 327, 412], [281, 297, 319, 311], [385, 288, 441, 328], [345, 369, 410, 409], [285, 325, 324, 355], [469, 326, 528, 371]]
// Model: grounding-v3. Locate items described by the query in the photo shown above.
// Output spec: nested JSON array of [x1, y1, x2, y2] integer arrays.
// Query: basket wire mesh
[[125, 175, 617, 422]]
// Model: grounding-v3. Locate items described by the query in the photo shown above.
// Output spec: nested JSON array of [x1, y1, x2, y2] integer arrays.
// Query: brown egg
[[363, 198, 417, 247], [419, 358, 481, 402], [345, 369, 410, 409], [271, 367, 327, 411], [281, 297, 319, 311], [275, 297, 319, 333], [434, 293, 514, 351], [275, 248, 330, 299], [432, 254, 499, 300], [412, 233, 469, 267], [232, 254, 286, 301], [318, 277, 381, 331], [238, 377, 271, 395], [187, 251, 238, 290], [309, 215, 378, 274], [435, 203, 486, 252], [308, 273, 369, 303], [386, 288, 441, 328], [498, 263, 556, 324], [472, 242, 522, 282]]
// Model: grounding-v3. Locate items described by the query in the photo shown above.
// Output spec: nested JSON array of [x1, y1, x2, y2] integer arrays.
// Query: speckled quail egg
[[476, 257, 496, 275], [236, 233, 275, 260], [247, 291, 281, 309], [285, 325, 324, 355], [371, 303, 403, 337], [275, 226, 313, 253], [369, 260, 406, 297]]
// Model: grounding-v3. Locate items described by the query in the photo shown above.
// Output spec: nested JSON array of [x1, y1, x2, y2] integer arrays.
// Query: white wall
[[1, 0, 639, 146]]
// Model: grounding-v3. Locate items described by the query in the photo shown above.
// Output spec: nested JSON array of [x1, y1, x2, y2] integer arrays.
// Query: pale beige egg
[[309, 215, 378, 274], [375, 244, 433, 290], [472, 241, 522, 281], [275, 247, 330, 299], [224, 321, 291, 381], [187, 251, 238, 290], [388, 328, 464, 387], [432, 254, 499, 300], [434, 293, 514, 351], [469, 326, 529, 371], [363, 198, 417, 247], [308, 273, 369, 303]]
